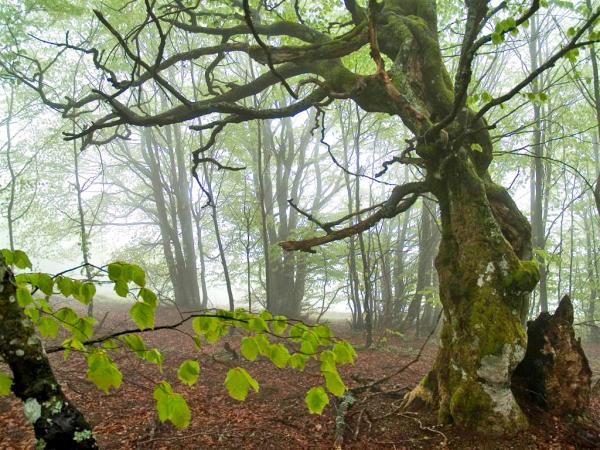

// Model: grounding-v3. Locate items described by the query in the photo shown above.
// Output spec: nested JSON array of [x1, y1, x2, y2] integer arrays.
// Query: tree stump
[[512, 295, 592, 415]]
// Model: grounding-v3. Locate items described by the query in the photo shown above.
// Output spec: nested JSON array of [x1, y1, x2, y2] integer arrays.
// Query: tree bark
[[512, 296, 592, 415], [0, 259, 97, 449]]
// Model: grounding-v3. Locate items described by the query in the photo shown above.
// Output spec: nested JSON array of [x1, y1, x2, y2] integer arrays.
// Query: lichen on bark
[[0, 256, 97, 449]]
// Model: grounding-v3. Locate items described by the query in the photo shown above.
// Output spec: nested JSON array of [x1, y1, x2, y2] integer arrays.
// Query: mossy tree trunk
[[0, 258, 97, 449], [403, 144, 539, 433]]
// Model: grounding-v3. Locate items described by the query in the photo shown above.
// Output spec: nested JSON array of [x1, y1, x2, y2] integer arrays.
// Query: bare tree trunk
[[528, 14, 548, 312], [401, 200, 434, 334]]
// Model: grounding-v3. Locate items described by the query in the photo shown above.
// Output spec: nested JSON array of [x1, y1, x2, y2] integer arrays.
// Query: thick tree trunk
[[0, 260, 97, 449], [403, 148, 539, 434]]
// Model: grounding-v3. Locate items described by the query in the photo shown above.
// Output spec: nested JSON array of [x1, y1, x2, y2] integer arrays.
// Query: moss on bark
[[403, 146, 538, 435]]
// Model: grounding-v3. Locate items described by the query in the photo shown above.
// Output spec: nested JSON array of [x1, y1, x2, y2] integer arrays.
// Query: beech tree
[[4, 0, 599, 435]]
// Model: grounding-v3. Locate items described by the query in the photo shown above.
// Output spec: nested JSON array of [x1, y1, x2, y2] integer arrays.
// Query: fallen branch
[[333, 392, 356, 449]]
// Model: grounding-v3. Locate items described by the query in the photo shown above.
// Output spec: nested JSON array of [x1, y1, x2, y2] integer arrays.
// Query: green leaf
[[272, 315, 288, 335], [332, 342, 356, 365], [269, 343, 290, 369], [154, 382, 191, 429], [254, 334, 271, 356], [192, 316, 217, 335], [224, 367, 259, 401], [470, 143, 483, 153], [36, 316, 59, 338], [114, 280, 129, 298], [193, 316, 227, 344], [300, 332, 319, 355], [62, 337, 85, 360], [248, 317, 268, 333], [314, 324, 333, 344], [102, 339, 120, 350], [107, 262, 124, 282], [320, 350, 337, 372], [177, 360, 200, 386], [305, 386, 329, 414], [259, 310, 273, 321], [55, 307, 79, 326], [323, 369, 345, 397], [35, 273, 54, 296], [289, 323, 307, 340], [491, 31, 504, 45], [288, 353, 308, 370], [1, 249, 14, 266], [77, 282, 96, 305], [86, 352, 122, 394], [56, 276, 74, 297], [120, 334, 146, 356], [130, 302, 155, 330], [142, 349, 164, 369], [240, 337, 259, 361], [73, 317, 95, 341], [481, 91, 493, 103], [0, 371, 13, 396], [24, 306, 40, 322], [15, 286, 33, 307], [139, 288, 157, 307], [55, 308, 93, 340], [130, 264, 146, 287], [13, 250, 32, 269]]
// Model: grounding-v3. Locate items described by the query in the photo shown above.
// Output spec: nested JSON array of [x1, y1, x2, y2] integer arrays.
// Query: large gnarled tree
[[5, 0, 599, 435]]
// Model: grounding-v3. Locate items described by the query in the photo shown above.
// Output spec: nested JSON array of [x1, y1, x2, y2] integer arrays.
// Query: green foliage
[[224, 367, 260, 401], [153, 381, 191, 429], [1, 249, 32, 269], [332, 341, 357, 365], [177, 360, 200, 386], [36, 316, 59, 338], [86, 352, 122, 394], [3, 250, 356, 428], [130, 302, 155, 330], [240, 336, 259, 361], [305, 386, 329, 414], [15, 285, 33, 307], [268, 343, 290, 368], [0, 371, 13, 396], [521, 91, 549, 104]]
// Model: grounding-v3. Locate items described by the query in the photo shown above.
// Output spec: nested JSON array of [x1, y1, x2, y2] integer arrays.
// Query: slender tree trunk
[[5, 86, 16, 252], [255, 121, 273, 312], [393, 202, 410, 317], [193, 209, 210, 309], [401, 200, 434, 334], [528, 14, 548, 312], [72, 134, 95, 317], [353, 109, 372, 347]]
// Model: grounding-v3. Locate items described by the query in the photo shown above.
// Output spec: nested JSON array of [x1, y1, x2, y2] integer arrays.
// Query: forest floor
[[1, 303, 599, 450]]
